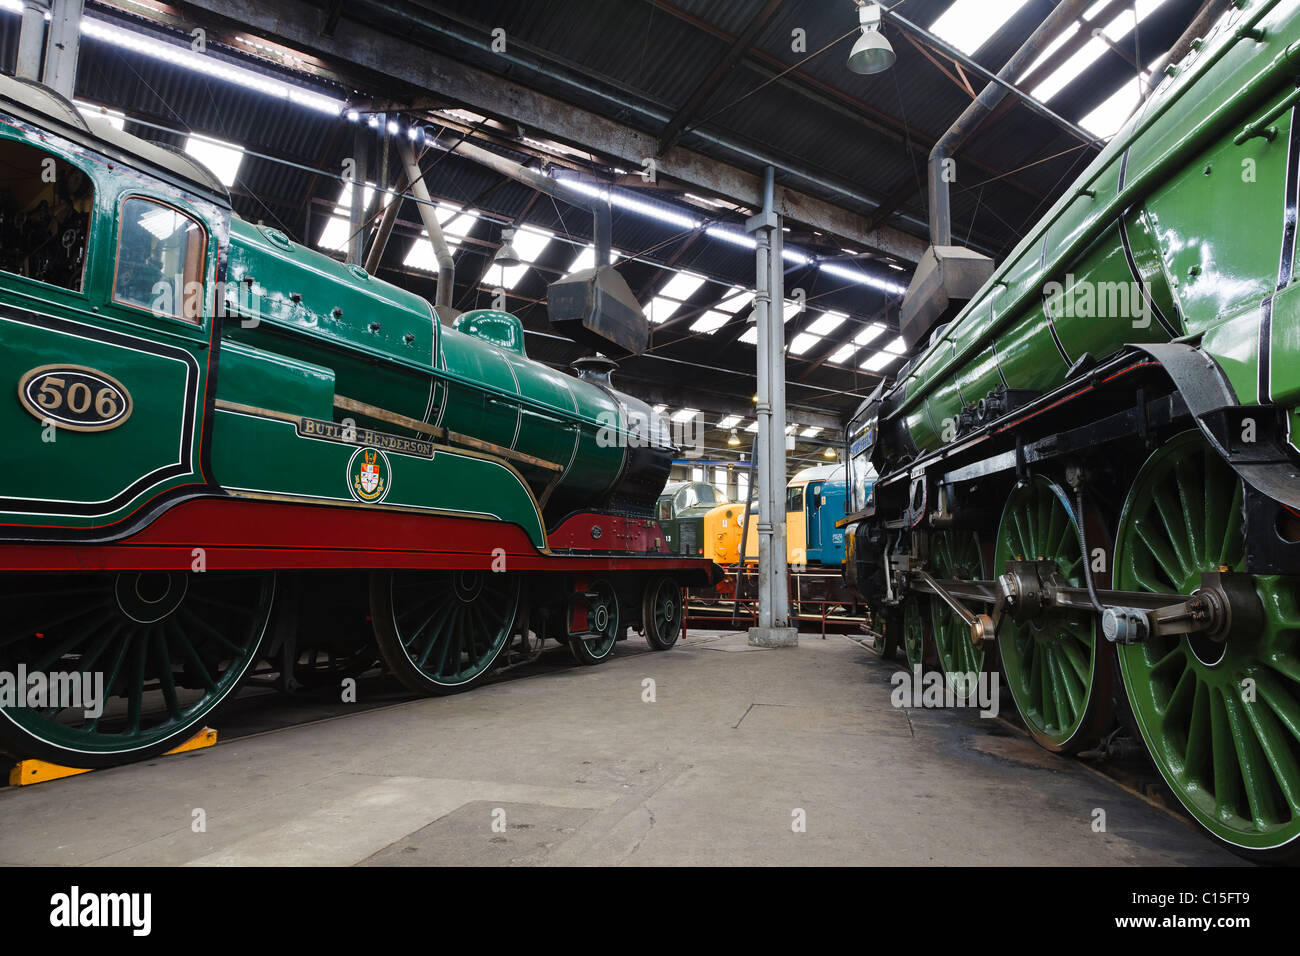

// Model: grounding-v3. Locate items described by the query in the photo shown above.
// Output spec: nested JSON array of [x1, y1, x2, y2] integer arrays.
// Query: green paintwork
[[221, 217, 636, 527], [1269, 281, 1300, 407], [454, 309, 527, 355], [0, 100, 662, 548], [211, 406, 546, 545], [891, 0, 1300, 456], [0, 113, 224, 530], [1116, 432, 1300, 854], [929, 529, 985, 699]]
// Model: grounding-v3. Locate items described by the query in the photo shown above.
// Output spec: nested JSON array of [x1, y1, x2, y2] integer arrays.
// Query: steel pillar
[[16, 1, 49, 82], [42, 0, 82, 100], [747, 167, 796, 648]]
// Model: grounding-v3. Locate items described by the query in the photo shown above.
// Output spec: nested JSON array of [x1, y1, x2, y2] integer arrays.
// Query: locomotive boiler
[[843, 0, 1300, 862]]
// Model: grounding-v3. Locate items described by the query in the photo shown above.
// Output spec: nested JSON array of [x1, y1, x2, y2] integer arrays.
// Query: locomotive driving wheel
[[569, 579, 620, 665], [0, 570, 274, 768], [641, 576, 682, 651], [902, 597, 928, 671], [930, 530, 986, 699], [370, 569, 519, 695], [995, 476, 1111, 753], [1115, 432, 1300, 863]]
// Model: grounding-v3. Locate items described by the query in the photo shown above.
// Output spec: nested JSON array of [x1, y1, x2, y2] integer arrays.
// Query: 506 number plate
[[17, 365, 133, 432]]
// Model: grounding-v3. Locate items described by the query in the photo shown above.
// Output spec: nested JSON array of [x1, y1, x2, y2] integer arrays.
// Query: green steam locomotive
[[844, 0, 1300, 862], [0, 72, 714, 769]]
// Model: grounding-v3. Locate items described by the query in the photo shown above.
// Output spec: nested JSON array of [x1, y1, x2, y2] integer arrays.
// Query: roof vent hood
[[548, 266, 648, 358], [902, 0, 1093, 351], [899, 245, 994, 350]]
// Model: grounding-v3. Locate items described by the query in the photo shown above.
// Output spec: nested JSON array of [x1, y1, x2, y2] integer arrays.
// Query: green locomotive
[[844, 0, 1300, 862], [0, 73, 714, 769]]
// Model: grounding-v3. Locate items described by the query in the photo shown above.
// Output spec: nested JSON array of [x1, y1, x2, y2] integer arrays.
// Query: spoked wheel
[[642, 576, 682, 651], [1116, 431, 1300, 863], [903, 597, 928, 671], [931, 530, 986, 699], [875, 628, 898, 660], [370, 569, 519, 695], [996, 476, 1112, 753], [0, 571, 274, 768], [569, 579, 620, 666]]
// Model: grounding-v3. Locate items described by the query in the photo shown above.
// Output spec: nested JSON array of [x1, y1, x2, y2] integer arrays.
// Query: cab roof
[[0, 72, 230, 207]]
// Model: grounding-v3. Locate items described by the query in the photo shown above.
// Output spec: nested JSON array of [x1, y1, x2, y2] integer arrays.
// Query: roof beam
[[169, 0, 928, 262], [656, 0, 788, 155]]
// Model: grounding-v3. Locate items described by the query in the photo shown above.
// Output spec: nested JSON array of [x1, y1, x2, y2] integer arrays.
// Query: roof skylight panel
[[930, 0, 1031, 57]]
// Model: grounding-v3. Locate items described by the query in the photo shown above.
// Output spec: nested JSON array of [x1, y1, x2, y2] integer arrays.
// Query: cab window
[[674, 486, 699, 512], [696, 484, 718, 506], [0, 139, 93, 291], [114, 197, 207, 322], [657, 498, 672, 521], [786, 485, 804, 513]]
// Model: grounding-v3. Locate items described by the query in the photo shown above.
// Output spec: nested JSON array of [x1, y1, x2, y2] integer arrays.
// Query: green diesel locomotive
[[0, 73, 714, 769], [844, 0, 1300, 862]]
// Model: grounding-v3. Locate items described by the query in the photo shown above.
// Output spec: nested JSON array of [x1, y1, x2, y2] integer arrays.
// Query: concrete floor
[[0, 630, 1240, 866]]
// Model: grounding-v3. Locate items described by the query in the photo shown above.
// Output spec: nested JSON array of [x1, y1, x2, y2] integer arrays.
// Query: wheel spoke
[[1222, 692, 1283, 829], [995, 478, 1099, 750], [166, 617, 215, 691], [177, 608, 243, 655], [1117, 432, 1300, 855], [151, 625, 181, 719], [0, 573, 271, 764]]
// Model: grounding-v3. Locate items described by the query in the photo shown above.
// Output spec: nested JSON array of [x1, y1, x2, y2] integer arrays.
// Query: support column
[[42, 0, 82, 100], [17, 1, 49, 82], [746, 167, 796, 648]]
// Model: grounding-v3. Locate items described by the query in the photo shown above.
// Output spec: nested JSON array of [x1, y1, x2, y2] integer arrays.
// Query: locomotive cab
[[655, 480, 724, 556], [0, 76, 228, 531]]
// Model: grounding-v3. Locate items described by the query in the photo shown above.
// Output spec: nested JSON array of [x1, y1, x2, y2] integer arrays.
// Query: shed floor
[[0, 630, 1240, 866]]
